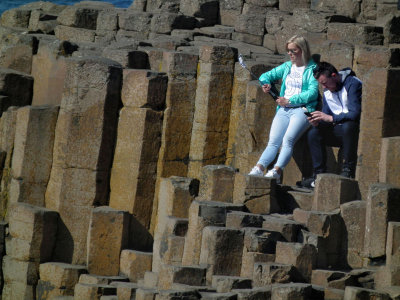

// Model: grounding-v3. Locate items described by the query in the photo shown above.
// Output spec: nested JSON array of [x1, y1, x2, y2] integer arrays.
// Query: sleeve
[[321, 94, 333, 115], [258, 62, 287, 85], [332, 77, 362, 123]]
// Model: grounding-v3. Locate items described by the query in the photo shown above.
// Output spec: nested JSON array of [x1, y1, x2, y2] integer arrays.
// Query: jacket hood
[[339, 68, 356, 83]]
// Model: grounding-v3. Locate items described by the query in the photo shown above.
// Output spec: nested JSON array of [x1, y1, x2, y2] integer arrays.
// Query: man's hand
[[276, 97, 290, 107], [308, 111, 334, 126]]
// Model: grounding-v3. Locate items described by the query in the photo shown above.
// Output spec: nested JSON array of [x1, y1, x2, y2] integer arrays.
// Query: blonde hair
[[286, 35, 311, 65]]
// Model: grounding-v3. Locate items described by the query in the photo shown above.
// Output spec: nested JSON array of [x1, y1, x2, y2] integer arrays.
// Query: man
[[298, 62, 362, 188]]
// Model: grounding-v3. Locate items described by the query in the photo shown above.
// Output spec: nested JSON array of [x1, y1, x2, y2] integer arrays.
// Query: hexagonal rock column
[[379, 137, 400, 187], [198, 165, 236, 203], [353, 45, 400, 199], [386, 222, 400, 267], [153, 176, 197, 272], [149, 50, 198, 234], [275, 242, 317, 282], [233, 174, 279, 214], [7, 203, 58, 263], [120, 250, 152, 283], [87, 207, 130, 276], [271, 283, 313, 300], [240, 227, 281, 278], [340, 200, 366, 269], [158, 264, 207, 290], [199, 226, 244, 284], [9, 106, 59, 207], [187, 45, 235, 178], [302, 209, 345, 269], [182, 200, 244, 266], [0, 107, 19, 219], [157, 51, 198, 178], [219, 0, 244, 26], [31, 40, 74, 106], [364, 183, 400, 259], [45, 56, 122, 264], [109, 69, 167, 229], [4, 203, 59, 300], [312, 174, 360, 212], [37, 262, 87, 299], [343, 286, 390, 300]]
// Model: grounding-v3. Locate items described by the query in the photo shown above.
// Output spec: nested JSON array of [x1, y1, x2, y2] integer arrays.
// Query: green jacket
[[259, 59, 319, 112]]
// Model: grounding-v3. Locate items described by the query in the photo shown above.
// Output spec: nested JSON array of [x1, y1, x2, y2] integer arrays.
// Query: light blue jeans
[[257, 107, 310, 169]]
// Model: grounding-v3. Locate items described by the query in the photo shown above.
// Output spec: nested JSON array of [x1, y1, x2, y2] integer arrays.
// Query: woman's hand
[[276, 97, 290, 107], [262, 84, 271, 94], [308, 111, 334, 126]]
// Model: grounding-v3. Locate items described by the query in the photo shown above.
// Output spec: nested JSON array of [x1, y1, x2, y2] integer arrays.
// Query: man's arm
[[308, 94, 334, 126]]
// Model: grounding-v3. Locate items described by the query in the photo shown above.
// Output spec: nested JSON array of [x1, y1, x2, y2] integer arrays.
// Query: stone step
[[344, 286, 391, 300], [110, 281, 138, 300], [199, 291, 237, 300], [197, 25, 235, 40], [135, 287, 158, 300], [143, 271, 159, 288], [157, 289, 201, 300], [262, 215, 302, 242], [311, 269, 359, 290], [277, 185, 314, 213], [211, 275, 252, 293], [119, 250, 152, 283], [226, 211, 264, 229], [158, 264, 207, 290], [253, 262, 304, 286], [73, 283, 117, 300]]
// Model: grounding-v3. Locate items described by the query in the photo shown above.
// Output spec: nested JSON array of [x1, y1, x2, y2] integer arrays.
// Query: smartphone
[[304, 111, 312, 117]]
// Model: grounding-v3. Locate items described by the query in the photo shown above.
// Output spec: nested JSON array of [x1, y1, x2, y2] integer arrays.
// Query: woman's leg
[[275, 108, 309, 169], [257, 108, 290, 169]]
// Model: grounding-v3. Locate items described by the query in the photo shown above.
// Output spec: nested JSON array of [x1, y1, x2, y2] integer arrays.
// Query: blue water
[[0, 0, 133, 16]]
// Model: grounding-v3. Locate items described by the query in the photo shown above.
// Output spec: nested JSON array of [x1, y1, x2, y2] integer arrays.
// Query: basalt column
[[9, 106, 59, 207], [187, 45, 235, 178], [45, 57, 122, 264], [354, 45, 400, 199], [109, 69, 167, 229], [150, 51, 198, 233]]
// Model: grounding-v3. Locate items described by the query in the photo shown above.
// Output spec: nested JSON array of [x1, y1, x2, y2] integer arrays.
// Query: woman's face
[[287, 43, 303, 65]]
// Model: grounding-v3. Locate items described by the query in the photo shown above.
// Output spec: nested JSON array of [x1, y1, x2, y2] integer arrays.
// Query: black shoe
[[296, 176, 315, 189], [340, 167, 354, 178]]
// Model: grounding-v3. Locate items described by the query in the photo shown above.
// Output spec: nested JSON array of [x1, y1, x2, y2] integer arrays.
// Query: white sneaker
[[265, 168, 281, 182], [249, 166, 263, 176]]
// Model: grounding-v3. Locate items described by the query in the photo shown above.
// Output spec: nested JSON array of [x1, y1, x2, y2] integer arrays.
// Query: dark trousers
[[307, 120, 360, 176]]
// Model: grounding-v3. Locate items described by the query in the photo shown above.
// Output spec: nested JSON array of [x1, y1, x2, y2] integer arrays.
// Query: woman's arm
[[259, 62, 288, 85]]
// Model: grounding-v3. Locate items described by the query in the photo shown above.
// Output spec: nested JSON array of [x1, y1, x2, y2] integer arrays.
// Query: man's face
[[317, 73, 339, 92]]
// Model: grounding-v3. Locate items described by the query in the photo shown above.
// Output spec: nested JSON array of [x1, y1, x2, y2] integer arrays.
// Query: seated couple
[[248, 35, 362, 189]]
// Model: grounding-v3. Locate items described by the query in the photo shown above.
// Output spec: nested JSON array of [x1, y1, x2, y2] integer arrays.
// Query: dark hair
[[313, 61, 338, 79]]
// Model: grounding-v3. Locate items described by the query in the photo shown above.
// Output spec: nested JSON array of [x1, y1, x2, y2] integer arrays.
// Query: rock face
[[45, 56, 122, 264], [0, 0, 399, 299]]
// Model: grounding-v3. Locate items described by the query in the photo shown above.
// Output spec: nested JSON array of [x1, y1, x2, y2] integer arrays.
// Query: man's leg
[[337, 120, 360, 178], [307, 122, 336, 175], [297, 122, 340, 188]]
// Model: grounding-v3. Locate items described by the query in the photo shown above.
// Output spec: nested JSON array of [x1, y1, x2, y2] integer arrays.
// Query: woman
[[248, 35, 319, 182]]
